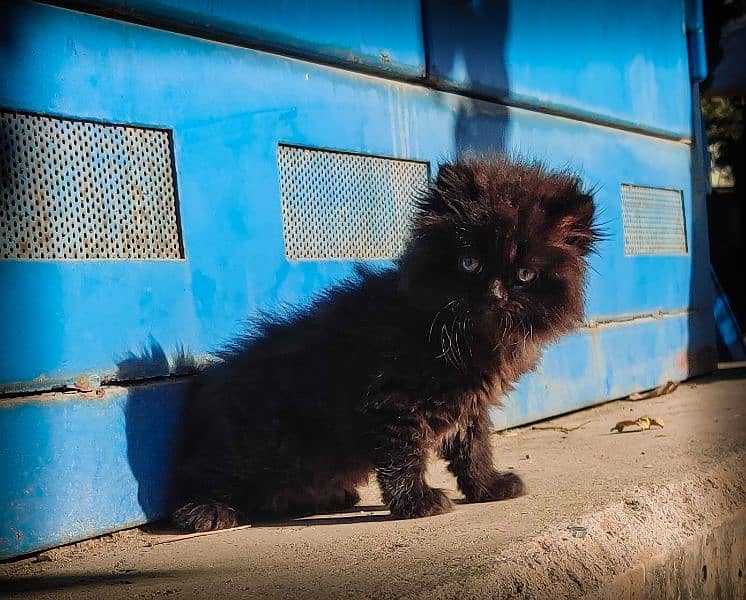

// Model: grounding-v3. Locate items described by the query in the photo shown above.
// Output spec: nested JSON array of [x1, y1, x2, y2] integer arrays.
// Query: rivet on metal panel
[[73, 374, 102, 392]]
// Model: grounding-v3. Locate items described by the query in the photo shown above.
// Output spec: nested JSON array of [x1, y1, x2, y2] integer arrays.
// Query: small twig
[[149, 524, 252, 546], [531, 420, 593, 434], [628, 381, 678, 401]]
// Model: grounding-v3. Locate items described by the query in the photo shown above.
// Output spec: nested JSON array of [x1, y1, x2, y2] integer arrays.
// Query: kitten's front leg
[[373, 422, 452, 519], [442, 406, 525, 502]]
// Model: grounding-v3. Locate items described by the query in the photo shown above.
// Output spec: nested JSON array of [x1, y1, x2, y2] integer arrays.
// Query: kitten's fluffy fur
[[171, 155, 600, 531]]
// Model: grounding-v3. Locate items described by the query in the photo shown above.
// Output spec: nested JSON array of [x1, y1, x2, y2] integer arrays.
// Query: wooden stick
[[150, 524, 253, 546], [531, 420, 593, 434]]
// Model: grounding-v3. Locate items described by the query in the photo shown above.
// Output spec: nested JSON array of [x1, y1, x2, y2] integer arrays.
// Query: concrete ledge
[[598, 508, 745, 600], [413, 457, 745, 599], [1, 369, 744, 599]]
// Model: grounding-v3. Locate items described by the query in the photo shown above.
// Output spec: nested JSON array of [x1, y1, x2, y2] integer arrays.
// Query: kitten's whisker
[[499, 318, 507, 343], [427, 300, 459, 343], [450, 311, 467, 371], [450, 317, 460, 367], [438, 323, 452, 359], [520, 322, 530, 352], [458, 309, 473, 358], [441, 319, 464, 371]]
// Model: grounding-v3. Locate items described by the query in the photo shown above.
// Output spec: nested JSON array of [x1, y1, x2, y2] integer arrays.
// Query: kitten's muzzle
[[490, 279, 507, 302]]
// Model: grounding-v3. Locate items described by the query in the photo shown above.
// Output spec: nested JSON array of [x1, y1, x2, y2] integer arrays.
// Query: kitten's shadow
[[142, 504, 393, 535], [257, 504, 392, 528]]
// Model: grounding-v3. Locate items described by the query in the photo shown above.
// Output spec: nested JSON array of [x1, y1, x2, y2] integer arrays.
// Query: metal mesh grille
[[620, 184, 687, 256], [0, 111, 182, 259], [277, 145, 428, 260]]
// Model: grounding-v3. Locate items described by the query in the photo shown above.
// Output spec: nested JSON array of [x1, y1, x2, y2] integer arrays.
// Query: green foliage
[[702, 96, 745, 178]]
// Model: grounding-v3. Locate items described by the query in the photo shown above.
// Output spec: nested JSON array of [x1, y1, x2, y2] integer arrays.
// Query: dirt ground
[[1, 367, 745, 599]]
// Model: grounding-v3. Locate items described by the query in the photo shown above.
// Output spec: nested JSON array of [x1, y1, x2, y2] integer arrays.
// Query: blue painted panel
[[424, 0, 693, 138], [685, 0, 708, 82], [0, 381, 187, 558], [52, 0, 425, 78], [712, 269, 746, 361], [0, 2, 711, 391], [498, 313, 709, 428]]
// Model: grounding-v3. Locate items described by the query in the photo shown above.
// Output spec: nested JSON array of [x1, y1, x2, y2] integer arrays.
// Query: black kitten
[[171, 155, 600, 531]]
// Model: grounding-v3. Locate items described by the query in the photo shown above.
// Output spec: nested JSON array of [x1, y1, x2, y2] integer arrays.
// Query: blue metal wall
[[0, 1, 715, 557]]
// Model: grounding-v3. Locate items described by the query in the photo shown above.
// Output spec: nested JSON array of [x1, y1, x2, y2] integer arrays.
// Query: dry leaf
[[610, 416, 665, 433]]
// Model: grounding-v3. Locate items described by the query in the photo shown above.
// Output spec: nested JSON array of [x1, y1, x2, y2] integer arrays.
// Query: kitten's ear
[[418, 162, 478, 215], [547, 191, 600, 256]]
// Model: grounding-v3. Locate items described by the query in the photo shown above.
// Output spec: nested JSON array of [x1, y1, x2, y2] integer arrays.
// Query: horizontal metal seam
[[40, 1, 692, 144], [584, 308, 695, 329]]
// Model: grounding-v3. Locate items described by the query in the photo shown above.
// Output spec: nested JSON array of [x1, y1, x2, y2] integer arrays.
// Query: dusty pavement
[[1, 367, 745, 600]]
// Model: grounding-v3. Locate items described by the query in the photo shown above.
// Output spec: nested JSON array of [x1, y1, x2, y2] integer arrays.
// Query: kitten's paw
[[465, 471, 526, 502], [390, 487, 453, 519], [172, 502, 240, 532]]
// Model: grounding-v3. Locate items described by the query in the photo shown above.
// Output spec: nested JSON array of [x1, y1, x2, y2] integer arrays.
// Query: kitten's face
[[400, 156, 599, 351]]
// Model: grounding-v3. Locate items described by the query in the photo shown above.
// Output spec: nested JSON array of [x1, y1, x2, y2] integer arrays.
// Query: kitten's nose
[[491, 279, 506, 301]]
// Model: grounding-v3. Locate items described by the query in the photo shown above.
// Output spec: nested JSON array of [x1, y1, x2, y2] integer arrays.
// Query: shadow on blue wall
[[688, 85, 718, 379], [423, 0, 510, 154], [0, 2, 22, 90], [117, 339, 192, 520]]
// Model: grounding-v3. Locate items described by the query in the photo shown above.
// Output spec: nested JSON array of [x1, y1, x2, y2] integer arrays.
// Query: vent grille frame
[[277, 144, 429, 260], [0, 110, 184, 260], [620, 184, 688, 256]]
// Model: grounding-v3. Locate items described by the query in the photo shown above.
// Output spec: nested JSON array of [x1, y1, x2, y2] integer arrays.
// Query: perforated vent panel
[[620, 184, 687, 256], [0, 111, 182, 259], [277, 145, 428, 260]]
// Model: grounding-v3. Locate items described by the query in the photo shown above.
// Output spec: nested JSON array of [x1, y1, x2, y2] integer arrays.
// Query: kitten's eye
[[459, 256, 481, 273], [517, 267, 537, 283]]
